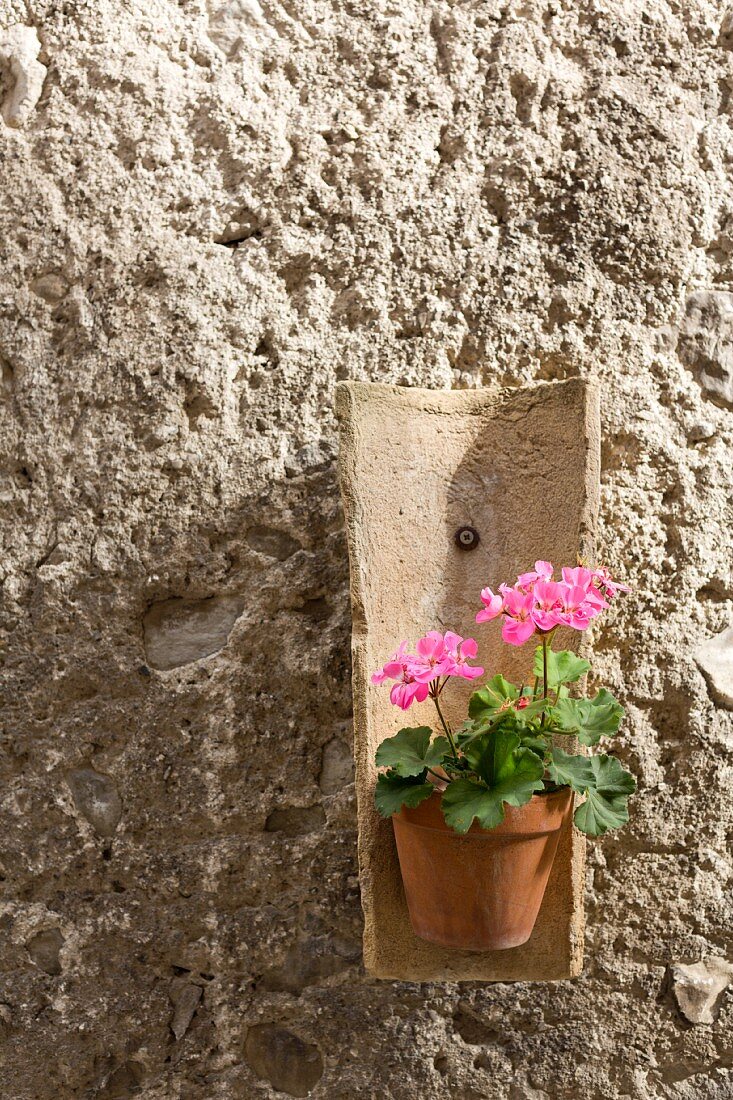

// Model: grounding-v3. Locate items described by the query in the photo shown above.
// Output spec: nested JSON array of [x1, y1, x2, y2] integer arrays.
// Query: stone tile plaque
[[337, 379, 600, 981]]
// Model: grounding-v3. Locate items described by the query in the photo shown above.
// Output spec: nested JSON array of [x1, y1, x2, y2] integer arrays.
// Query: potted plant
[[371, 560, 635, 952]]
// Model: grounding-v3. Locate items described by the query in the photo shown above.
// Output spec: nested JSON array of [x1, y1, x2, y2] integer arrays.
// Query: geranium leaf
[[468, 675, 518, 720], [520, 733, 550, 756], [533, 647, 590, 687], [573, 756, 636, 836], [547, 745, 596, 789], [550, 693, 624, 746], [549, 747, 635, 837], [441, 730, 545, 834], [374, 771, 434, 817], [465, 727, 518, 785], [375, 727, 451, 776], [591, 688, 625, 726], [441, 779, 507, 833], [512, 699, 547, 723], [455, 718, 490, 748]]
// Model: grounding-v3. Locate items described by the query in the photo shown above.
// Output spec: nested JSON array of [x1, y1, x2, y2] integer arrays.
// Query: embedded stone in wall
[[66, 767, 122, 837], [687, 420, 716, 443], [259, 935, 360, 993], [244, 1024, 324, 1097], [26, 929, 64, 975], [142, 595, 244, 671], [206, 0, 275, 58], [671, 956, 733, 1024], [319, 738, 354, 793], [246, 525, 301, 560], [264, 804, 325, 835], [169, 977, 202, 1041], [31, 273, 68, 303], [0, 25, 46, 127], [695, 624, 733, 709], [677, 291, 733, 408]]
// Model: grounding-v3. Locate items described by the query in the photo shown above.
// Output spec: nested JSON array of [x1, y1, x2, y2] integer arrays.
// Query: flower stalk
[[430, 686, 459, 766]]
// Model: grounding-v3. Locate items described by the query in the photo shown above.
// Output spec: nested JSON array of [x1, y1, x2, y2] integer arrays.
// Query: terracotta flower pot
[[392, 786, 574, 951]]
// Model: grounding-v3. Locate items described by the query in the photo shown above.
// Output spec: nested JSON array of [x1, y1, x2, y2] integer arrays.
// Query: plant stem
[[426, 766, 450, 785], [542, 634, 549, 702], [540, 633, 553, 725], [432, 691, 460, 765]]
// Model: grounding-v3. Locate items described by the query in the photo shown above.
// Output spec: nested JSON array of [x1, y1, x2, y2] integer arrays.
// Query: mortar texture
[[0, 1, 732, 1098]]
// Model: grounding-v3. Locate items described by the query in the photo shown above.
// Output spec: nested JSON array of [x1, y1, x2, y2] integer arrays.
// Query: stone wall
[[0, 1, 731, 1097]]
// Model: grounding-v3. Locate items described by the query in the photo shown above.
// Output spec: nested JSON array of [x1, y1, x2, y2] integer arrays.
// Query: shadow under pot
[[391, 786, 573, 951]]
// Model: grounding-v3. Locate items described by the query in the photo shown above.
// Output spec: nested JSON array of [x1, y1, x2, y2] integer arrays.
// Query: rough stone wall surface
[[0, 0, 732, 1097]]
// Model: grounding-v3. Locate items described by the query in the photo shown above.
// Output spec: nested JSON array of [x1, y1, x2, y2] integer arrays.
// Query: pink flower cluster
[[476, 561, 630, 646], [371, 630, 484, 710]]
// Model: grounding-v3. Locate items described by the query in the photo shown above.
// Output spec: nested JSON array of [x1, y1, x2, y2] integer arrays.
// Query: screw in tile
[[454, 526, 479, 551]]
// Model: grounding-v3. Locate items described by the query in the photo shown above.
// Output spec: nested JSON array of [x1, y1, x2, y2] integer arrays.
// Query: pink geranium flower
[[411, 630, 456, 683], [371, 642, 429, 710], [389, 678, 430, 710], [371, 631, 484, 709], [443, 631, 484, 680], [516, 560, 554, 591], [560, 566, 606, 613], [591, 565, 631, 600], [474, 560, 629, 646], [476, 586, 503, 622], [555, 583, 597, 630], [501, 588, 537, 646], [530, 579, 564, 631]]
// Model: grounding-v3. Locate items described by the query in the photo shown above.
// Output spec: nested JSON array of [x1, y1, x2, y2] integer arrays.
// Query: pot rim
[[425, 770, 570, 798], [422, 780, 572, 799], [394, 784, 574, 838]]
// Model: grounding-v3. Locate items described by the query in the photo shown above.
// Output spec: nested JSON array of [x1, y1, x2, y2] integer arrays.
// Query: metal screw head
[[454, 526, 479, 551]]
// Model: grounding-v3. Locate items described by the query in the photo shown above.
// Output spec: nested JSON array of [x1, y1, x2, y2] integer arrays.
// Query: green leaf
[[455, 718, 488, 748], [468, 675, 519, 720], [547, 745, 596, 789], [548, 747, 635, 837], [511, 699, 547, 723], [549, 693, 624, 746], [441, 779, 506, 834], [443, 755, 471, 776], [441, 730, 545, 834], [533, 647, 590, 688], [374, 771, 434, 818], [520, 733, 550, 756], [375, 727, 451, 776], [461, 727, 516, 785], [574, 757, 636, 836], [592, 688, 625, 726]]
